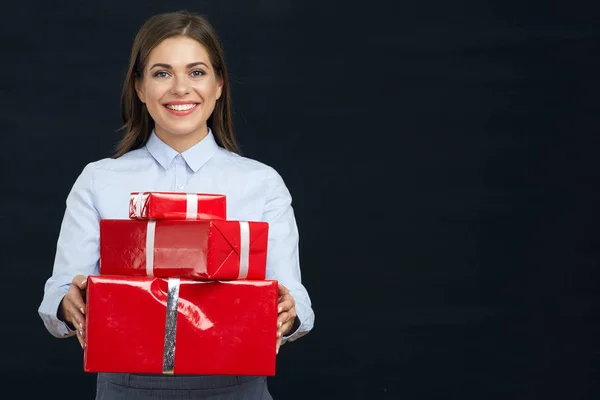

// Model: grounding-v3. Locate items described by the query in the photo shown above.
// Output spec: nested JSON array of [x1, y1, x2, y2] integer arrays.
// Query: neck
[[154, 127, 209, 154]]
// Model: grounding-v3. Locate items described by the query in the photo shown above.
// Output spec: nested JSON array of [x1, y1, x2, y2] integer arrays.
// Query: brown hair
[[114, 11, 239, 157]]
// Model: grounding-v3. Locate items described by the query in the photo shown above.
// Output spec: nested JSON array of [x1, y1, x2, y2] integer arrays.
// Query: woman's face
[[136, 36, 223, 143]]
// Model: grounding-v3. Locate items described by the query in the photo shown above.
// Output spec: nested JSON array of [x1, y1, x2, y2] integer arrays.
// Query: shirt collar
[[145, 129, 219, 172]]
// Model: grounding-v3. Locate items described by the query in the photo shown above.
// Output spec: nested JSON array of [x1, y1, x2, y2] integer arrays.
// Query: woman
[[38, 10, 314, 399]]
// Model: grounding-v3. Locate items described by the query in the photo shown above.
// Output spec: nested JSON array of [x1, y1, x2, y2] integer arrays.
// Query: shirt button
[[177, 185, 184, 190]]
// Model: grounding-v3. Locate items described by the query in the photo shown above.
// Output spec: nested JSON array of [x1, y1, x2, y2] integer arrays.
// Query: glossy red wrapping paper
[[83, 276, 278, 375], [129, 192, 226, 220], [100, 219, 268, 280]]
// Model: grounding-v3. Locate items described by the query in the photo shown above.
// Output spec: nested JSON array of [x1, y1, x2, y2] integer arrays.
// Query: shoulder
[[70, 148, 152, 189], [213, 147, 283, 182], [211, 148, 292, 205], [86, 147, 151, 172]]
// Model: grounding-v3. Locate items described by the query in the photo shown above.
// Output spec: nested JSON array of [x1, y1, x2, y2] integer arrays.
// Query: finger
[[277, 311, 290, 329], [277, 305, 296, 323], [73, 276, 88, 304], [68, 306, 87, 336], [278, 315, 297, 337], [277, 298, 295, 313], [276, 336, 282, 355], [287, 308, 297, 324], [68, 286, 87, 317], [76, 329, 84, 349], [78, 316, 87, 338], [279, 317, 295, 337], [72, 275, 88, 290]]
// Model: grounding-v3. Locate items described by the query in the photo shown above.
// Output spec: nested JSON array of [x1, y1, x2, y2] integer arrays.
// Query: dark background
[[2, 0, 600, 398]]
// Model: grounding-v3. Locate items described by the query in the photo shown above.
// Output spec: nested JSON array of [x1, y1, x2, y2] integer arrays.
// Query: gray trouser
[[96, 373, 273, 399]]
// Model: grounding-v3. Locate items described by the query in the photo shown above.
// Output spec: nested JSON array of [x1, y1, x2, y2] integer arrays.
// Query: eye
[[190, 70, 205, 77], [153, 71, 170, 78]]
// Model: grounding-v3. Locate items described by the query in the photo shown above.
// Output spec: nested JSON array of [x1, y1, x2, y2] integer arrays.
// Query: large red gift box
[[129, 192, 227, 220], [84, 276, 278, 375], [100, 219, 268, 280]]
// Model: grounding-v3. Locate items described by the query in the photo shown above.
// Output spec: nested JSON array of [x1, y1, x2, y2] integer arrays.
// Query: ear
[[135, 76, 145, 103], [215, 76, 224, 100]]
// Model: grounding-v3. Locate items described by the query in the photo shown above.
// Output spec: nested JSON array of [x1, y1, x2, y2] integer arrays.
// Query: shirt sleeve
[[262, 167, 315, 344], [38, 163, 101, 338]]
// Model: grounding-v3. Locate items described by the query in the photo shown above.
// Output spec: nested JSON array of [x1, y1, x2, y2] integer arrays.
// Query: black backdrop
[[2, 1, 599, 399]]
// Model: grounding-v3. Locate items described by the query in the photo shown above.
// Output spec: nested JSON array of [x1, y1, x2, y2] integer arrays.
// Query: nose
[[170, 75, 191, 96]]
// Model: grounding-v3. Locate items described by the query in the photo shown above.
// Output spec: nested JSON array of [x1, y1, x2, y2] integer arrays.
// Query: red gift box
[[129, 192, 227, 220], [84, 276, 278, 375], [100, 219, 269, 280]]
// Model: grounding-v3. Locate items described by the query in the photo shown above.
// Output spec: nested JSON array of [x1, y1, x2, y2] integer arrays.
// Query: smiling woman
[[116, 12, 237, 157], [133, 36, 224, 153], [37, 10, 315, 400]]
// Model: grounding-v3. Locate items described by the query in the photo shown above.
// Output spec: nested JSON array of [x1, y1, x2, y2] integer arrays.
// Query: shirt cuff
[[39, 289, 77, 338], [58, 320, 77, 337], [282, 300, 313, 344]]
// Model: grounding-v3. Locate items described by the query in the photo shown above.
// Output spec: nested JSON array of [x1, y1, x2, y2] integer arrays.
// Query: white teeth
[[165, 104, 197, 111]]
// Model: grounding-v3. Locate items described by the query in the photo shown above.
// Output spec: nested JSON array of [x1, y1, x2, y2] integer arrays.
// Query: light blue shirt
[[38, 130, 314, 345]]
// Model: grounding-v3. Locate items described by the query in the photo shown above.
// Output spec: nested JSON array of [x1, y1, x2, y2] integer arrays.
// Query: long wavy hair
[[114, 11, 239, 157]]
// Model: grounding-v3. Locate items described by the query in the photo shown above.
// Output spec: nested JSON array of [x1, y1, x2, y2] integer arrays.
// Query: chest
[[94, 168, 267, 222]]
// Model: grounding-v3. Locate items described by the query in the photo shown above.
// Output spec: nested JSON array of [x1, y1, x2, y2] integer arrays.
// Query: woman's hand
[[58, 275, 88, 348], [276, 283, 297, 354]]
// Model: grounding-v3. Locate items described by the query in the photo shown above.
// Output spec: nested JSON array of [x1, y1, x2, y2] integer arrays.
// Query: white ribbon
[[186, 193, 198, 220], [146, 220, 156, 276], [238, 222, 250, 279], [134, 192, 144, 219]]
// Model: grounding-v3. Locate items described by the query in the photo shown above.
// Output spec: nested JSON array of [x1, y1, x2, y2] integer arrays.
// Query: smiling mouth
[[164, 103, 199, 111]]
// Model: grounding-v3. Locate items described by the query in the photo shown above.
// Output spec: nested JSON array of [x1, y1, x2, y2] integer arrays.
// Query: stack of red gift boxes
[[83, 192, 278, 376]]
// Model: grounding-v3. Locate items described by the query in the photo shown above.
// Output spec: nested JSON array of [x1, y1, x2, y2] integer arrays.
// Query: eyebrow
[[149, 62, 209, 70]]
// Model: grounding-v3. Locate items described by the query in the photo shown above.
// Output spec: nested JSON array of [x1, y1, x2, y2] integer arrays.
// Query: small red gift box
[[129, 192, 226, 220], [84, 276, 278, 375], [100, 219, 268, 280]]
